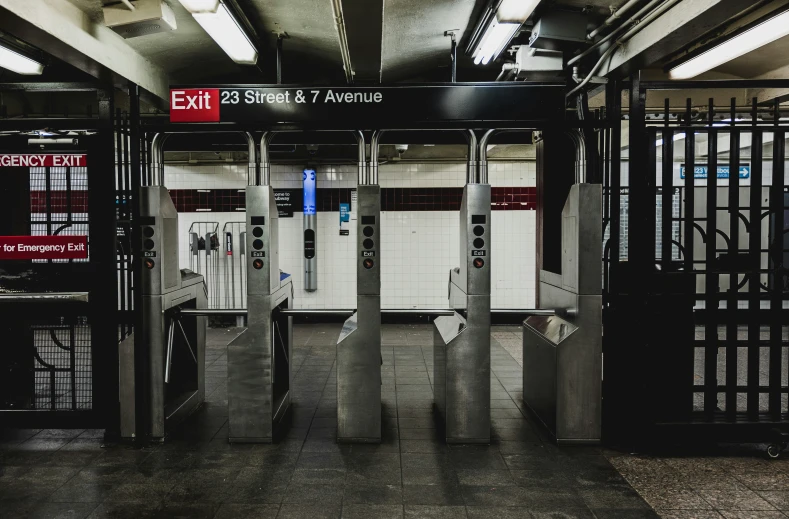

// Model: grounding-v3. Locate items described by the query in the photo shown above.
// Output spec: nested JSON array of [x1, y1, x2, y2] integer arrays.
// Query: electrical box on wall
[[303, 168, 317, 291], [103, 0, 177, 39]]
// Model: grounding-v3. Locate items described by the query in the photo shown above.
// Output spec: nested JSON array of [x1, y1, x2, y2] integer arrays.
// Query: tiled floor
[[0, 324, 656, 519]]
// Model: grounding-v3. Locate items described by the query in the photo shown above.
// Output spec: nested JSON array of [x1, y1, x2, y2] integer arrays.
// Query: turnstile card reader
[[122, 186, 208, 441], [337, 184, 382, 443], [434, 183, 491, 443], [228, 185, 293, 443]]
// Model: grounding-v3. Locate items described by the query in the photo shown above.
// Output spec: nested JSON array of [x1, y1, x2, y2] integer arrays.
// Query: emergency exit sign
[[0, 236, 88, 260], [0, 154, 87, 167]]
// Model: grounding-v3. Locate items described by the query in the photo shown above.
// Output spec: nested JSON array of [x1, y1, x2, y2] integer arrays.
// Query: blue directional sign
[[679, 164, 750, 179]]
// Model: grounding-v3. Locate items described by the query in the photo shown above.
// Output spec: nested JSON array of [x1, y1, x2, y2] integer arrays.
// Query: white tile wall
[[165, 157, 537, 309]]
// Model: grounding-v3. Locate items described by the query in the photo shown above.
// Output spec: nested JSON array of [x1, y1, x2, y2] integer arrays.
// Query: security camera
[[395, 144, 408, 154], [306, 144, 319, 155]]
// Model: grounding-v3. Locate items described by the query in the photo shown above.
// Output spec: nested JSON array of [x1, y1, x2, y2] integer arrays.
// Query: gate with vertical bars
[[602, 77, 789, 450]]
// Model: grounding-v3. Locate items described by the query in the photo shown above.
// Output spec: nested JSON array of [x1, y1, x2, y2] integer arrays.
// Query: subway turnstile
[[227, 185, 293, 443], [434, 183, 491, 443], [121, 185, 208, 441], [337, 184, 382, 443]]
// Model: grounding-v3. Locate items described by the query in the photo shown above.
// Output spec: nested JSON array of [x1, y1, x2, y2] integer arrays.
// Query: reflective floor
[[0, 324, 655, 519]]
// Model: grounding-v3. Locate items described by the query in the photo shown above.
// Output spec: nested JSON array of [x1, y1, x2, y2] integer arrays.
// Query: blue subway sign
[[680, 164, 750, 179]]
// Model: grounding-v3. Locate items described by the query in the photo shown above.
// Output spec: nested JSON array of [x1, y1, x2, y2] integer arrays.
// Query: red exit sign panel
[[170, 88, 220, 122], [0, 236, 88, 260], [0, 154, 87, 167]]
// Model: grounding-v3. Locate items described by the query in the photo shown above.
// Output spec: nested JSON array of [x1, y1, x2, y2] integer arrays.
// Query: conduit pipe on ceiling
[[566, 0, 682, 98], [568, 0, 665, 68], [330, 0, 355, 84], [369, 130, 384, 185], [587, 0, 642, 40], [466, 129, 478, 184]]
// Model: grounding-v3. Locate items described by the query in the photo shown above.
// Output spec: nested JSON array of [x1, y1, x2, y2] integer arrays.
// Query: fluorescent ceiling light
[[0, 45, 43, 75], [178, 0, 220, 13], [497, 0, 540, 22], [473, 17, 520, 65], [670, 10, 789, 80], [192, 3, 258, 65]]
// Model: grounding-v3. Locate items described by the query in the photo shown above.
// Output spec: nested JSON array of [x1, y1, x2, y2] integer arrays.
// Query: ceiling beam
[[340, 0, 383, 83], [0, 0, 169, 102], [597, 0, 756, 79]]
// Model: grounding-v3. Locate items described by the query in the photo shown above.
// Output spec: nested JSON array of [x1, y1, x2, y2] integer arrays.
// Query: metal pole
[[466, 129, 478, 184], [369, 130, 383, 186], [259, 132, 273, 186], [478, 129, 495, 185], [355, 130, 367, 185]]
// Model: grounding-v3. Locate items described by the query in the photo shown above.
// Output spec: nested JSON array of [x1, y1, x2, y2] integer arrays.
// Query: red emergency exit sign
[[0, 154, 87, 167], [0, 236, 88, 260]]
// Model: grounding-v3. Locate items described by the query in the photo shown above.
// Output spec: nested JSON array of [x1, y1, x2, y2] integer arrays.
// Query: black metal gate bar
[[770, 99, 785, 418], [684, 98, 695, 277], [748, 98, 763, 417], [727, 99, 740, 417], [662, 99, 673, 268], [704, 99, 718, 416]]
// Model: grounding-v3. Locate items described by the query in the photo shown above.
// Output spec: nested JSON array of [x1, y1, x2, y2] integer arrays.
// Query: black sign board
[[274, 189, 298, 218], [169, 84, 565, 127]]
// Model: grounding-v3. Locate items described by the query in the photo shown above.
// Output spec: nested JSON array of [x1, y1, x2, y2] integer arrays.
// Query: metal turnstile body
[[337, 184, 382, 443], [525, 183, 602, 444], [121, 186, 208, 441], [228, 185, 293, 443], [434, 184, 491, 443]]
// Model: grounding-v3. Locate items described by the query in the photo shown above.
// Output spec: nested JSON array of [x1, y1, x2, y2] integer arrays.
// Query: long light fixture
[[670, 9, 789, 80], [470, 0, 541, 66], [0, 44, 43, 75], [178, 0, 258, 65]]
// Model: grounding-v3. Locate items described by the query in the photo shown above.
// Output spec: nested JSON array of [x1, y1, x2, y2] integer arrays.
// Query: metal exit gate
[[0, 84, 128, 431], [602, 77, 789, 452]]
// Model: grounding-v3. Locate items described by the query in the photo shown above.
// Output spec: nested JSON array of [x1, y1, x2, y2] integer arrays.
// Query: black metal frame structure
[[603, 75, 789, 449], [0, 83, 137, 433]]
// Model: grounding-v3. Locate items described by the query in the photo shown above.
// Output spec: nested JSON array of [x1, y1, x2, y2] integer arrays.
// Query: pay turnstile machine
[[433, 183, 491, 443], [227, 181, 294, 443], [337, 132, 381, 443], [120, 184, 208, 441]]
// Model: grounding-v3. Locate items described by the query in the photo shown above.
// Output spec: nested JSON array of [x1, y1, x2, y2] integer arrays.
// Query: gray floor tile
[[342, 504, 404, 519], [213, 504, 280, 519]]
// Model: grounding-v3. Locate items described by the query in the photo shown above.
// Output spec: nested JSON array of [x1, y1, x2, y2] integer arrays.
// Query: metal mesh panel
[[29, 166, 90, 264], [31, 318, 92, 410]]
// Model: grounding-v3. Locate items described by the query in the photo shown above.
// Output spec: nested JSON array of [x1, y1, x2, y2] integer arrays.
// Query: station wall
[[164, 160, 537, 309]]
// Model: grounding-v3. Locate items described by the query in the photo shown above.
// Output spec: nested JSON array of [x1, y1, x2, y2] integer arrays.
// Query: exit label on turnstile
[[143, 251, 156, 258], [471, 250, 486, 257], [361, 251, 375, 257], [251, 251, 265, 257]]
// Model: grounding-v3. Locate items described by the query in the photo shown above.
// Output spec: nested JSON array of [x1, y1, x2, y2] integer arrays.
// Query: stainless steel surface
[[478, 129, 495, 185], [0, 292, 89, 303], [337, 297, 382, 442], [228, 186, 293, 443], [131, 185, 208, 441], [304, 213, 317, 291], [436, 183, 492, 444], [259, 132, 274, 186], [337, 182, 382, 443], [244, 131, 258, 186], [528, 183, 603, 445], [141, 186, 180, 297], [523, 314, 578, 345]]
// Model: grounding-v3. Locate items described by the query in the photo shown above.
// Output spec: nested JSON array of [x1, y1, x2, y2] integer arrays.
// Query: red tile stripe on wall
[[30, 191, 89, 213], [167, 188, 536, 212]]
